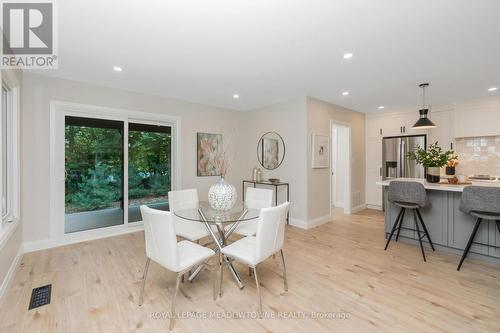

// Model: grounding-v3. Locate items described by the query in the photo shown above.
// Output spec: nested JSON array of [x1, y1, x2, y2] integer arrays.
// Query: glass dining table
[[174, 201, 260, 289]]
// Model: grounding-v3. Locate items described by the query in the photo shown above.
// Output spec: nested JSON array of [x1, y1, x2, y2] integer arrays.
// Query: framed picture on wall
[[311, 133, 329, 168], [197, 132, 223, 176]]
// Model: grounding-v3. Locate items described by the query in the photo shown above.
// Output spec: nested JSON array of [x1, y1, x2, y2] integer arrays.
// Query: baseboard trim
[[308, 214, 332, 228], [289, 215, 331, 230], [366, 204, 383, 211], [351, 204, 367, 213], [0, 244, 23, 301], [23, 224, 144, 253], [289, 218, 308, 229]]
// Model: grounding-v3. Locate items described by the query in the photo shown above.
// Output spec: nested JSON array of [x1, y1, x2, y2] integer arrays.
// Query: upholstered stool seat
[[384, 181, 435, 261], [457, 186, 500, 271]]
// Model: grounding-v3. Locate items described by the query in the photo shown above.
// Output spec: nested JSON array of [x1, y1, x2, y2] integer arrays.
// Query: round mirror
[[257, 132, 285, 170]]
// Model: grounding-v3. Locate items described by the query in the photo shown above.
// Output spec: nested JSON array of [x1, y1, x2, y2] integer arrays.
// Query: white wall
[[22, 73, 247, 245], [307, 97, 366, 221], [242, 96, 364, 228], [242, 98, 309, 225], [20, 73, 364, 249]]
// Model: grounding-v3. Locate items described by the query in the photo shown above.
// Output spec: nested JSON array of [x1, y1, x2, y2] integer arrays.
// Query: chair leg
[[169, 273, 182, 330], [253, 266, 263, 315], [395, 208, 406, 242], [385, 207, 404, 250], [213, 263, 218, 301], [219, 253, 224, 297], [413, 209, 426, 262], [249, 267, 252, 276], [279, 249, 288, 292], [138, 258, 150, 306], [457, 218, 482, 271], [416, 209, 435, 251], [496, 221, 500, 235]]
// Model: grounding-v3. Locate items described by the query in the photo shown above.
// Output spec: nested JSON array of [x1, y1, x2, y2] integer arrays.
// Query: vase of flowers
[[208, 150, 237, 211], [407, 142, 457, 183], [445, 158, 458, 175]]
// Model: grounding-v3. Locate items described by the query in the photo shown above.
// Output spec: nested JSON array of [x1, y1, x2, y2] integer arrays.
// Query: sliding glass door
[[64, 116, 172, 233], [65, 117, 124, 233], [128, 123, 171, 222]]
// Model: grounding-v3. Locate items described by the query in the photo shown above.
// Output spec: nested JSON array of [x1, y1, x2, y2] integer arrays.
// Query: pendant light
[[412, 83, 436, 129]]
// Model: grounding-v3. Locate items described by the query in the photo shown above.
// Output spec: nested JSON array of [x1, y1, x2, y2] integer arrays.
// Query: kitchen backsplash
[[454, 136, 500, 176]]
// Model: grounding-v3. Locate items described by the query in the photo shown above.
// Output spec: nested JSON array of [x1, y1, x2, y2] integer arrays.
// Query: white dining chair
[[233, 187, 274, 237], [138, 205, 216, 330], [221, 202, 290, 313], [168, 189, 210, 242]]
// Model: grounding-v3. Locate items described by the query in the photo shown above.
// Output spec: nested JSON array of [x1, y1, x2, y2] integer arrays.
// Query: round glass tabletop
[[174, 201, 260, 224]]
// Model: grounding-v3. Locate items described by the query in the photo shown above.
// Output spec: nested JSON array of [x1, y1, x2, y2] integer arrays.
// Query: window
[[1, 82, 15, 229], [64, 116, 172, 233]]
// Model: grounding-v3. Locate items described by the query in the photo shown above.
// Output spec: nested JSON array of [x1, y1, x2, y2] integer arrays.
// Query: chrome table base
[[187, 208, 248, 289]]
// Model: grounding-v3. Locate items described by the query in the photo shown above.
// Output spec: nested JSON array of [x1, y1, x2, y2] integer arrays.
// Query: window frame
[[0, 73, 20, 237], [50, 100, 181, 246]]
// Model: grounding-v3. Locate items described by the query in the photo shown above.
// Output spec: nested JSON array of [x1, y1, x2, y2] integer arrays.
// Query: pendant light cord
[[422, 84, 426, 109]]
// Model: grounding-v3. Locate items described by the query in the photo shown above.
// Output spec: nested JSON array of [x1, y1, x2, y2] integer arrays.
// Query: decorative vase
[[426, 167, 440, 183], [208, 177, 237, 211], [445, 166, 455, 175]]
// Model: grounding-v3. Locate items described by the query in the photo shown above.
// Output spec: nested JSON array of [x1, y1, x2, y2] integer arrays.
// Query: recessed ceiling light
[[488, 87, 498, 92], [342, 91, 349, 96], [343, 53, 353, 59], [113, 66, 123, 72], [233, 94, 239, 99], [378, 106, 385, 110]]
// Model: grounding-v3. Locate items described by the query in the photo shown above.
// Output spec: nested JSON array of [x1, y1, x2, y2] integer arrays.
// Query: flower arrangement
[[213, 149, 231, 178], [407, 142, 457, 168], [446, 158, 459, 168]]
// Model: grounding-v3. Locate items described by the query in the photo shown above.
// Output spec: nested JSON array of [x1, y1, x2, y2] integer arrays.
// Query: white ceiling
[[33, 0, 500, 112]]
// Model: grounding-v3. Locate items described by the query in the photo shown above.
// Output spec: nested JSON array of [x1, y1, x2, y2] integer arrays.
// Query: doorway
[[330, 121, 351, 214]]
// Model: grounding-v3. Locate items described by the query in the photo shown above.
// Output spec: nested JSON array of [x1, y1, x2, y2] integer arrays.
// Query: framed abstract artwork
[[311, 133, 329, 168], [197, 133, 223, 176]]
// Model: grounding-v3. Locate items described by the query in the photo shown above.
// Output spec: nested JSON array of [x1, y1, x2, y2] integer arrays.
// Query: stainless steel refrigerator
[[382, 135, 426, 180]]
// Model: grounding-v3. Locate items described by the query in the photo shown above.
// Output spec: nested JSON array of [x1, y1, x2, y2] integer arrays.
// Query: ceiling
[[32, 0, 500, 112]]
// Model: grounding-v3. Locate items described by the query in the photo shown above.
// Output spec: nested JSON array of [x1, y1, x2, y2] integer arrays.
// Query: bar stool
[[384, 181, 435, 261], [457, 186, 500, 271]]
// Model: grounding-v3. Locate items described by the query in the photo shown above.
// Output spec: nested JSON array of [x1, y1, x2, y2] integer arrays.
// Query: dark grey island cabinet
[[380, 179, 500, 263]]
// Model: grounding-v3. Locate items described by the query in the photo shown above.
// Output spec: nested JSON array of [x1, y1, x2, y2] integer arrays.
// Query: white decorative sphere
[[208, 178, 237, 211]]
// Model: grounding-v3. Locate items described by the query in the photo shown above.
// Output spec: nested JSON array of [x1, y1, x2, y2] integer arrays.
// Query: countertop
[[376, 178, 500, 192]]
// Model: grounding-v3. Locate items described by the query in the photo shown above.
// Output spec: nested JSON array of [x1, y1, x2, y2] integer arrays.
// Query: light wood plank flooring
[[1, 209, 499, 332]]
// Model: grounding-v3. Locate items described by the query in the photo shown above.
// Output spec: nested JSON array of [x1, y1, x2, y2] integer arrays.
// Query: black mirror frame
[[256, 131, 286, 170]]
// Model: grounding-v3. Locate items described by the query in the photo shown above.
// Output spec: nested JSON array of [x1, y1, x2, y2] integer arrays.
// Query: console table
[[242, 180, 290, 223]]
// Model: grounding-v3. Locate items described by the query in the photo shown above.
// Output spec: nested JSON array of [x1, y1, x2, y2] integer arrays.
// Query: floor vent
[[28, 284, 52, 310]]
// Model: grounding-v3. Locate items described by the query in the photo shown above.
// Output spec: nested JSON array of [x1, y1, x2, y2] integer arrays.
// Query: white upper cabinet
[[376, 112, 430, 137], [366, 115, 385, 138], [429, 110, 454, 150], [454, 102, 500, 138]]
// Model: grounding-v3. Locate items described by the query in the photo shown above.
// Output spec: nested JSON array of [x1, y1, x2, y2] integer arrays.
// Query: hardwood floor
[[1, 209, 499, 332]]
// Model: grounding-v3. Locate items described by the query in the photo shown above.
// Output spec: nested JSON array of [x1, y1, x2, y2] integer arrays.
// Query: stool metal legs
[[457, 218, 482, 271], [395, 208, 406, 242], [385, 207, 435, 262], [413, 209, 426, 262], [416, 209, 435, 251], [385, 207, 405, 250]]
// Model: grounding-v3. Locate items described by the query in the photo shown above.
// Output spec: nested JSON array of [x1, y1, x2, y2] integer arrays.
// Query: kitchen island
[[377, 178, 500, 263]]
